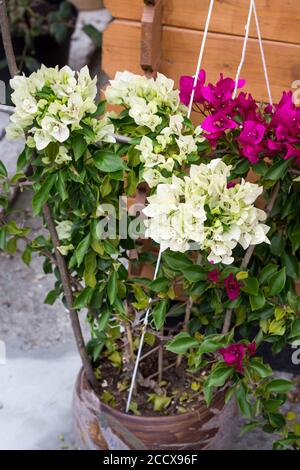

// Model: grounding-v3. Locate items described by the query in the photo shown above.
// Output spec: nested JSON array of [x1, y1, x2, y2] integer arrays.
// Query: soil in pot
[[72, 349, 237, 450]]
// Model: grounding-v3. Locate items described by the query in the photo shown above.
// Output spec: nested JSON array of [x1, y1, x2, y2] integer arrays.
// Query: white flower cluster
[[6, 65, 115, 160], [143, 159, 270, 264], [104, 71, 180, 131], [135, 114, 205, 187]]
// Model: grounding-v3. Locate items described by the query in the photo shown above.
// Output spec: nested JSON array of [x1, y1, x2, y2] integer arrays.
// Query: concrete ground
[[0, 9, 299, 451]]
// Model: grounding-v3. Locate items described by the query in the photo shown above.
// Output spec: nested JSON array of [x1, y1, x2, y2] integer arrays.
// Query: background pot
[[72, 368, 237, 450]]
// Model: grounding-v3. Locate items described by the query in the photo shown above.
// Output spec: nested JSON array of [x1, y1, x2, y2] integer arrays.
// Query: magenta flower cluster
[[219, 342, 256, 373], [207, 269, 241, 301], [179, 70, 300, 165]]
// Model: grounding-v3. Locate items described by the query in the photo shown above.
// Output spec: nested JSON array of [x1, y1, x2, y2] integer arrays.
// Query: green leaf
[[182, 265, 207, 282], [262, 399, 284, 413], [198, 335, 227, 355], [289, 221, 300, 252], [264, 158, 292, 181], [250, 290, 265, 311], [75, 233, 91, 267], [32, 173, 57, 215], [208, 365, 233, 388], [126, 170, 138, 196], [73, 287, 94, 309], [163, 251, 193, 271], [90, 100, 106, 118], [44, 289, 59, 305], [108, 270, 118, 305], [248, 360, 272, 378], [259, 264, 278, 284], [166, 332, 199, 355], [270, 232, 285, 256], [100, 175, 112, 197], [50, 22, 68, 44], [281, 251, 299, 279], [268, 412, 286, 430], [98, 309, 111, 332], [268, 268, 286, 296], [266, 379, 294, 394], [94, 150, 126, 173], [189, 282, 209, 297], [21, 245, 32, 266], [149, 277, 169, 293], [72, 134, 87, 161], [82, 24, 102, 48], [127, 145, 141, 167], [57, 172, 68, 201], [16, 146, 32, 171], [236, 383, 252, 419], [241, 277, 259, 296], [233, 159, 250, 175], [148, 394, 172, 412], [290, 318, 300, 338], [152, 299, 169, 330], [0, 228, 6, 250]]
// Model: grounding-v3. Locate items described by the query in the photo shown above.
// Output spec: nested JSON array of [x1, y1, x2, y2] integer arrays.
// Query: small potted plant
[[1, 65, 300, 450], [0, 1, 77, 84]]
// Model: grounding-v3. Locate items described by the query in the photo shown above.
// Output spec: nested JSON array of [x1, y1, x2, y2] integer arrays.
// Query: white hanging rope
[[252, 0, 273, 106], [233, 0, 273, 104], [126, 248, 162, 413], [187, 0, 215, 118], [233, 0, 254, 99]]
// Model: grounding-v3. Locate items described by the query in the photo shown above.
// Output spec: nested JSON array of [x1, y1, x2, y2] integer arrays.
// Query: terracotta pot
[[72, 368, 236, 450]]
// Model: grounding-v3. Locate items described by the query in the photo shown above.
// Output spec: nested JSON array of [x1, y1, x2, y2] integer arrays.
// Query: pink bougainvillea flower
[[224, 273, 241, 301], [179, 69, 206, 106], [234, 92, 257, 120], [241, 145, 261, 164], [207, 268, 220, 283], [202, 111, 238, 133], [238, 120, 266, 164], [218, 341, 257, 373], [218, 343, 245, 373], [239, 120, 266, 146], [201, 74, 245, 109], [283, 144, 300, 164], [246, 342, 257, 357]]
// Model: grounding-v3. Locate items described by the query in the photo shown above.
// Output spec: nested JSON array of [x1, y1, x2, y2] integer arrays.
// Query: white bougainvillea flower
[[6, 65, 115, 154], [41, 116, 70, 143], [105, 70, 180, 117], [143, 159, 270, 263], [142, 168, 170, 188], [32, 128, 52, 151], [92, 117, 116, 144], [5, 123, 25, 140]]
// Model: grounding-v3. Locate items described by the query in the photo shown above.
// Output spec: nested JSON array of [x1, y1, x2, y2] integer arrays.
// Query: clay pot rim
[[78, 367, 225, 424]]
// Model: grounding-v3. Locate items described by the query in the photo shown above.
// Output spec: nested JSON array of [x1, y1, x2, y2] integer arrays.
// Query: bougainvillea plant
[[1, 65, 300, 449]]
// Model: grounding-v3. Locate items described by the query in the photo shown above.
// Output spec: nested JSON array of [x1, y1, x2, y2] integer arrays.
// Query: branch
[[43, 203, 99, 391], [0, 0, 19, 77], [176, 296, 193, 367], [222, 181, 280, 335]]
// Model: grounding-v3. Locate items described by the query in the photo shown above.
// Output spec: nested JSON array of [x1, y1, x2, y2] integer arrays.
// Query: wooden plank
[[104, 0, 300, 45], [102, 20, 300, 104], [71, 0, 103, 10], [141, 0, 163, 74]]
